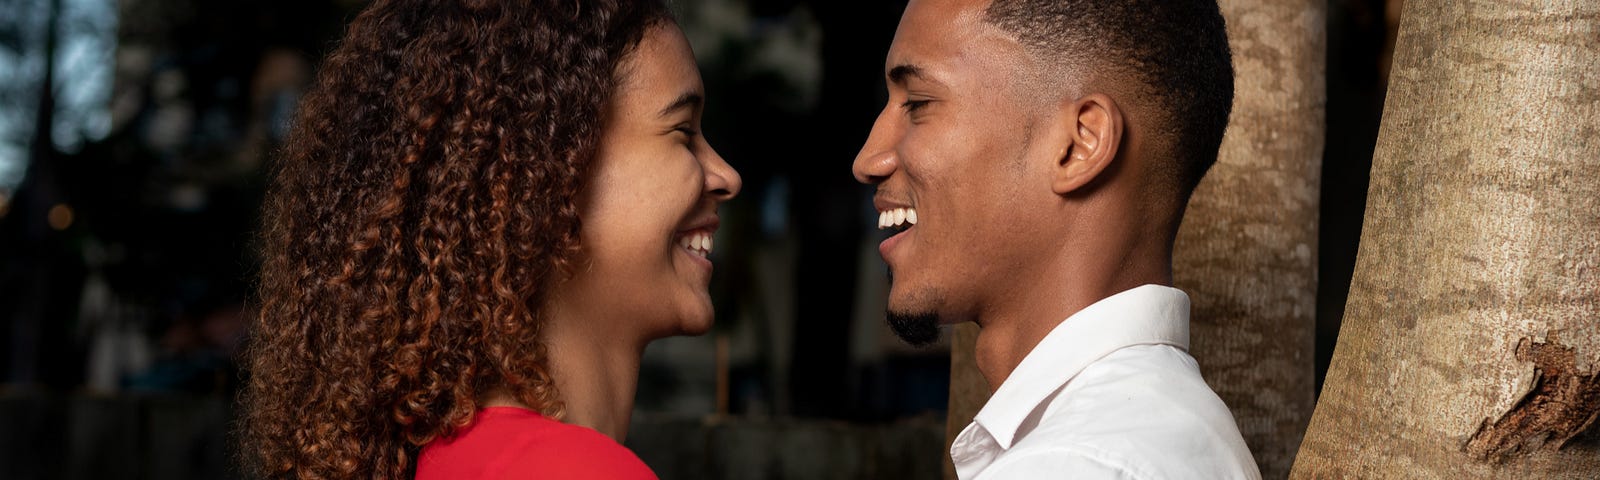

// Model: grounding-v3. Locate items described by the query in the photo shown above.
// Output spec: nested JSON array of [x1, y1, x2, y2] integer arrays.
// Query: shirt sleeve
[[977, 446, 1151, 480]]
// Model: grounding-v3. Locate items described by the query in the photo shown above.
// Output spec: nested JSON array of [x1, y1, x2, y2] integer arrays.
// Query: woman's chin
[[675, 311, 714, 337], [667, 293, 716, 337], [638, 302, 714, 340]]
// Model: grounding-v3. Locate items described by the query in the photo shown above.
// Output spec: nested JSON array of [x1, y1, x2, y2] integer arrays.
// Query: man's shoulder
[[1051, 343, 1230, 424], [1004, 344, 1260, 479], [1068, 345, 1228, 412], [982, 442, 1158, 479]]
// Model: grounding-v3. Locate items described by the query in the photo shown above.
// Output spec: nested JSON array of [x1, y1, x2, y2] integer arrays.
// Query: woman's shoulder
[[417, 407, 657, 480]]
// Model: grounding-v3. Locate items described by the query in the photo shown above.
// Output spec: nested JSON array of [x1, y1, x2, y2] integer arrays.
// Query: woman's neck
[[543, 324, 645, 440], [479, 313, 646, 441]]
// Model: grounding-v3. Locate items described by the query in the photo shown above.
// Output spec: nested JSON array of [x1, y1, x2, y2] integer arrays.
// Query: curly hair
[[240, 1, 670, 478]]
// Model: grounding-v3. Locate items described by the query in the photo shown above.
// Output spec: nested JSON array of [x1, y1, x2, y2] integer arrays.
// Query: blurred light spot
[[169, 183, 206, 211], [48, 203, 74, 230], [146, 103, 194, 152], [155, 69, 187, 100], [761, 176, 790, 238]]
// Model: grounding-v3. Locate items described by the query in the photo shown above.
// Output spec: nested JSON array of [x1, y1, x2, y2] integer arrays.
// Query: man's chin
[[886, 309, 941, 347]]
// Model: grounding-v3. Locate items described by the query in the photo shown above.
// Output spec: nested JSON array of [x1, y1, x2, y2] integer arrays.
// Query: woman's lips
[[675, 212, 720, 264], [676, 228, 714, 259]]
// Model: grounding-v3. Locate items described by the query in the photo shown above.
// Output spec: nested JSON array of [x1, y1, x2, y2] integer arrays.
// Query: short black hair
[[985, 0, 1234, 203]]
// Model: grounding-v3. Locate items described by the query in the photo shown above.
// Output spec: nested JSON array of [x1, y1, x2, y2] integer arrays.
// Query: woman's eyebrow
[[657, 91, 703, 118]]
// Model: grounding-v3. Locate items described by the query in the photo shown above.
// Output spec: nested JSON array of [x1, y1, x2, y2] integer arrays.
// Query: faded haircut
[[984, 0, 1234, 204]]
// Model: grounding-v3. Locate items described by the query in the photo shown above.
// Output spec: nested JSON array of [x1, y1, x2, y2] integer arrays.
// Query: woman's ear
[[1052, 93, 1122, 195]]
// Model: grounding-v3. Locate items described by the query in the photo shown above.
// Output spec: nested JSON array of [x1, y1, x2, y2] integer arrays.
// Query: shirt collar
[[969, 284, 1191, 449]]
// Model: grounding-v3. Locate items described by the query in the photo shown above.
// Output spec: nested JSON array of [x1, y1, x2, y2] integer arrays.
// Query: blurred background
[[0, 0, 1399, 478]]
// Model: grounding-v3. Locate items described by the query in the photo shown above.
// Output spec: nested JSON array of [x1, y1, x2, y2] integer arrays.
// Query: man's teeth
[[877, 207, 918, 229], [679, 231, 713, 257]]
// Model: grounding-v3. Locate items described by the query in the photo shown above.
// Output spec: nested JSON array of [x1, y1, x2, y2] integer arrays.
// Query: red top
[[416, 407, 658, 480]]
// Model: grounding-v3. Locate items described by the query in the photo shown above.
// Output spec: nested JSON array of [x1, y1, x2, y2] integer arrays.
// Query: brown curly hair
[[241, 1, 671, 478]]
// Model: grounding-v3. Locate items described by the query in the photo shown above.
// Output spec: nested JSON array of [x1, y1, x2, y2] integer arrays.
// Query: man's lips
[[871, 192, 917, 260], [872, 194, 913, 213], [872, 189, 917, 231], [876, 206, 918, 229]]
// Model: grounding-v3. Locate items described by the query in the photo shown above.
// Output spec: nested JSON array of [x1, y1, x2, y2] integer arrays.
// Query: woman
[[241, 0, 740, 478]]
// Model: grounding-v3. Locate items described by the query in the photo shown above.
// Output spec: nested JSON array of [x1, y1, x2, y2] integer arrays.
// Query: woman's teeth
[[679, 231, 713, 258], [877, 207, 917, 230]]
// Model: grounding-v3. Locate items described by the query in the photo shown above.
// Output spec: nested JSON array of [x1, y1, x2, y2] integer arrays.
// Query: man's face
[[854, 0, 1048, 343]]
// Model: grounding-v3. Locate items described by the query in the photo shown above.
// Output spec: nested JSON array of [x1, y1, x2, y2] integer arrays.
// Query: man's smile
[[877, 206, 918, 230]]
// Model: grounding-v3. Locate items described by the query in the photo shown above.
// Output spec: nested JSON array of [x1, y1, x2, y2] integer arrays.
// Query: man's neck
[[971, 235, 1173, 392]]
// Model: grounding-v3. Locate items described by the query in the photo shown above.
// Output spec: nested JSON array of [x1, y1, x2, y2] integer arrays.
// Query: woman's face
[[555, 23, 740, 339]]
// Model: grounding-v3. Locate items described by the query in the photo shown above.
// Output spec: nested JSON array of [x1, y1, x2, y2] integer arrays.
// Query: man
[[854, 0, 1259, 478]]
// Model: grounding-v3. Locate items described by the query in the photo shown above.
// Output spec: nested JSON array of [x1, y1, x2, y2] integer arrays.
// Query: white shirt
[[950, 285, 1260, 480]]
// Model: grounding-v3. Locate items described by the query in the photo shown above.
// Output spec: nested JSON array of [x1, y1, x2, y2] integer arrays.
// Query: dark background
[[0, 0, 1400, 478]]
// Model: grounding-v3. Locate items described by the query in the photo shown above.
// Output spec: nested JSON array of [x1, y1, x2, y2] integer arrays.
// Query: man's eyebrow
[[658, 92, 703, 118], [887, 64, 934, 86]]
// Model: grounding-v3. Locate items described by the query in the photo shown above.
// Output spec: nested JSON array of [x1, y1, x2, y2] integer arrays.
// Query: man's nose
[[853, 107, 899, 184]]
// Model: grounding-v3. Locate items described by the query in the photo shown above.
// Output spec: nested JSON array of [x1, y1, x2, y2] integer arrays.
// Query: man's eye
[[901, 99, 931, 113], [675, 126, 700, 138]]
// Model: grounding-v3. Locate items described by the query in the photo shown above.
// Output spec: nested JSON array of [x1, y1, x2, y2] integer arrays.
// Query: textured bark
[[943, 323, 987, 480], [1292, 1, 1600, 477], [1174, 1, 1325, 478]]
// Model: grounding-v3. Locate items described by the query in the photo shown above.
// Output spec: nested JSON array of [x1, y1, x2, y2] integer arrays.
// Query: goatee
[[887, 310, 940, 347]]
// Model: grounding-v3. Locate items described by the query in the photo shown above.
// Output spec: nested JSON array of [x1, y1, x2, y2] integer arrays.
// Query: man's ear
[[1052, 93, 1122, 195]]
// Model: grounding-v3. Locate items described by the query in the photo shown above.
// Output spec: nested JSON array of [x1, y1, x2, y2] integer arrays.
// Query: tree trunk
[[943, 323, 986, 480], [1174, 1, 1325, 478], [1292, 1, 1600, 477]]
